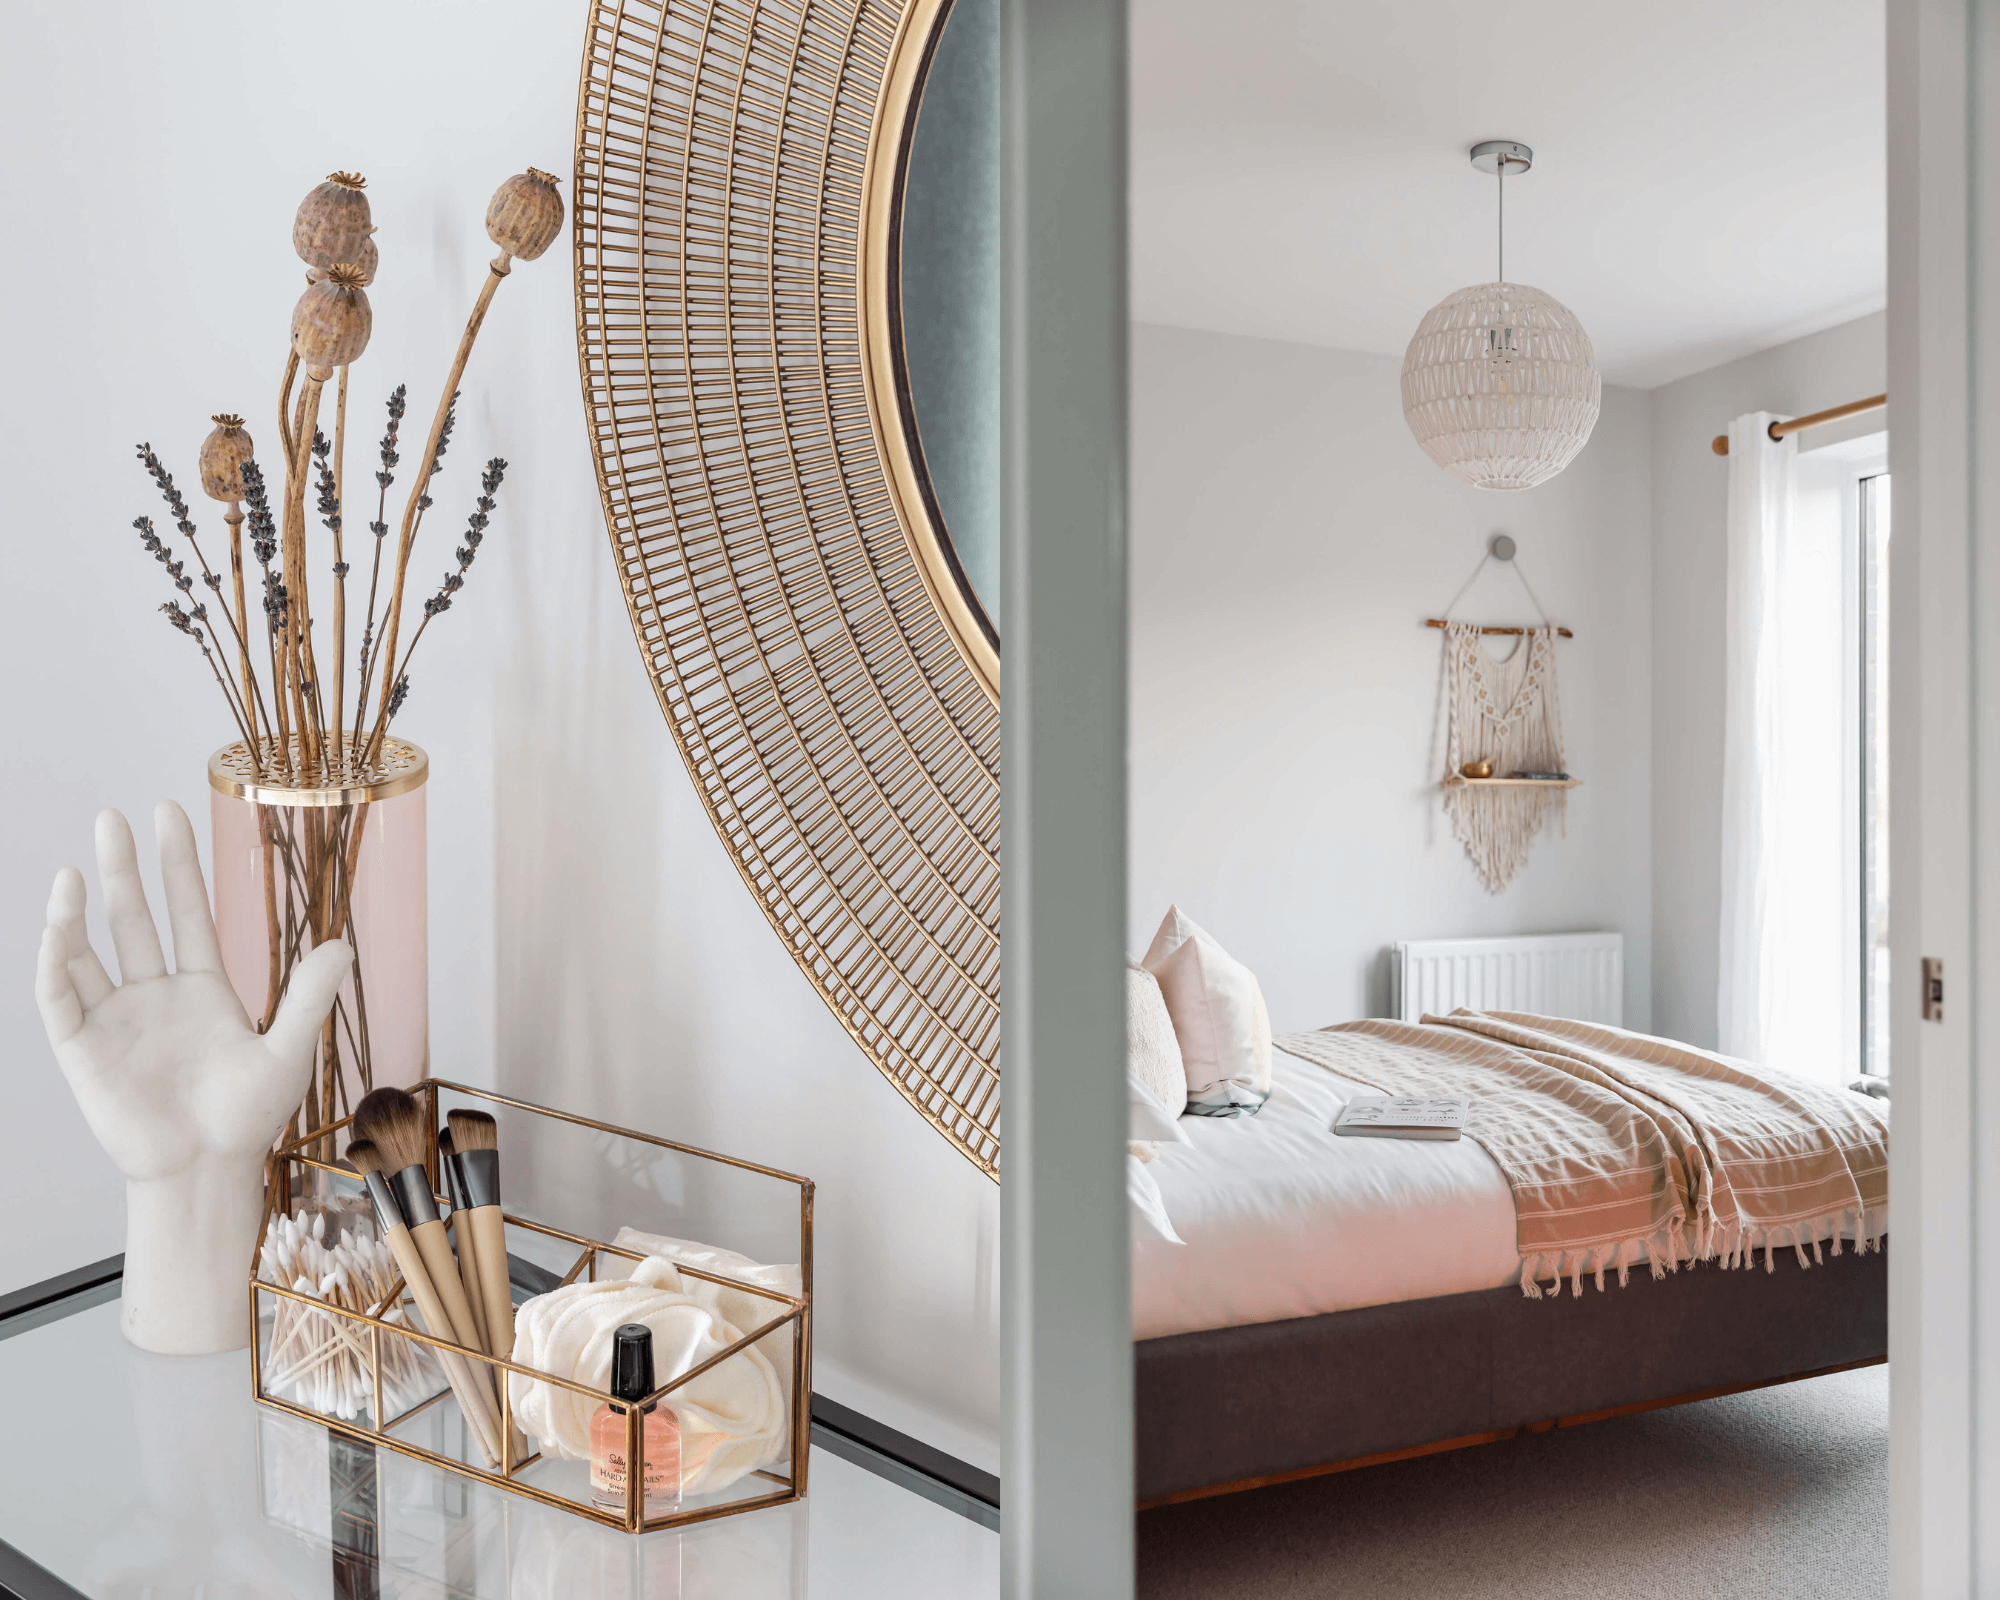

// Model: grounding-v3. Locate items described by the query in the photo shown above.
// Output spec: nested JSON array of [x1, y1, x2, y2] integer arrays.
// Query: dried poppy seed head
[[292, 273, 373, 377], [294, 171, 373, 271], [199, 416, 254, 502], [485, 168, 564, 265]]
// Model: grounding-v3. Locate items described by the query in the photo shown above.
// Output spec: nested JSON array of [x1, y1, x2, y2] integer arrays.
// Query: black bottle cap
[[611, 1324, 655, 1407]]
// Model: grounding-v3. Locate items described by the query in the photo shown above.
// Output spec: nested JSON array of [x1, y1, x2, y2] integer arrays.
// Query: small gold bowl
[[1461, 760, 1494, 780]]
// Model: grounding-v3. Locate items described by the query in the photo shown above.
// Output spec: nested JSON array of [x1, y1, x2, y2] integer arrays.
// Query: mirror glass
[[899, 0, 1000, 640]]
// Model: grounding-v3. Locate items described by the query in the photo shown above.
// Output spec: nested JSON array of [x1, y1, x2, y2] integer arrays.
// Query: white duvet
[[1133, 1046, 1519, 1340], [1134, 1043, 1886, 1340]]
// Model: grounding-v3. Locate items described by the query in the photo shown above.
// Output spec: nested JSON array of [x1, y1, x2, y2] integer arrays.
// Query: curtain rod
[[1710, 393, 1887, 456]]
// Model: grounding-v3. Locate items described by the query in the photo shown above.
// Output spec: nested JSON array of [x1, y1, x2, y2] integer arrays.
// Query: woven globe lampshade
[[1401, 281, 1601, 490]]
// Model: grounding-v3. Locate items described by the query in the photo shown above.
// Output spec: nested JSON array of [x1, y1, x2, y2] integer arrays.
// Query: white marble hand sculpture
[[35, 802, 352, 1355]]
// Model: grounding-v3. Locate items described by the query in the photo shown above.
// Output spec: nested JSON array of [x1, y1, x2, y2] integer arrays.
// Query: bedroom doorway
[[1123, 0, 1909, 1593]]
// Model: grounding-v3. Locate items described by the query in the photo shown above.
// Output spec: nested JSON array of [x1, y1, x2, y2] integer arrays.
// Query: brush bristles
[[352, 1086, 428, 1175], [344, 1137, 382, 1176], [447, 1109, 498, 1152]]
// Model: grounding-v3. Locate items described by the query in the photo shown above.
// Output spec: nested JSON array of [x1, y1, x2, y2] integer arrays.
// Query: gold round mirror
[[864, 0, 999, 701], [574, 0, 1003, 1177]]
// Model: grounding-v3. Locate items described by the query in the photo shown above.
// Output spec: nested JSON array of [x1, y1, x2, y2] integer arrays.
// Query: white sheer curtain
[[1716, 412, 1847, 1082]]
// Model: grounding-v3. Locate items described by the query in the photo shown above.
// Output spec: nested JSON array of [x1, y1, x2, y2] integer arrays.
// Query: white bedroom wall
[[1128, 322, 1655, 1033], [0, 0, 998, 1471], [1648, 311, 1887, 1049]]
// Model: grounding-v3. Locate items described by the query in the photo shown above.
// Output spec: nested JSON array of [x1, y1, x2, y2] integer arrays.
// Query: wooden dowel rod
[[1424, 619, 1573, 639], [1711, 392, 1887, 456]]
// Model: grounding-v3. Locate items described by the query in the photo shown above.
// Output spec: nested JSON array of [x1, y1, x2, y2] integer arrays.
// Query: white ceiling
[[1130, 0, 1885, 390]]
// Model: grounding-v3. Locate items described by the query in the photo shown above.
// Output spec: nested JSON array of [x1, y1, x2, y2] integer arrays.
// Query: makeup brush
[[436, 1125, 494, 1357], [446, 1109, 516, 1366], [352, 1089, 494, 1380], [347, 1136, 502, 1467]]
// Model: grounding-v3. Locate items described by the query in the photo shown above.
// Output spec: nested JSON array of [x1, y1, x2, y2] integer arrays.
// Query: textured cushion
[[1128, 962, 1190, 1122], [1143, 905, 1273, 1112]]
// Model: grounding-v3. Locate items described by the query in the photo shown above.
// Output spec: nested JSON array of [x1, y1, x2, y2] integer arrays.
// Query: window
[[1859, 473, 1891, 1079]]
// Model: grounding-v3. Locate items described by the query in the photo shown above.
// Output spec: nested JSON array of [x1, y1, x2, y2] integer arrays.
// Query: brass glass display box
[[249, 1079, 813, 1533]]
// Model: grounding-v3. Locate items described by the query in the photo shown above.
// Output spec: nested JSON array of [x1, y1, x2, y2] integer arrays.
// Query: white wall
[[0, 0, 997, 1471], [1648, 312, 1886, 1048], [1128, 323, 1655, 1031]]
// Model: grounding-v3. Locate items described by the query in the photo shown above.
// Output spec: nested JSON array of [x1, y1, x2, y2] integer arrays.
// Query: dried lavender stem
[[180, 530, 272, 764], [134, 447, 273, 772], [368, 263, 508, 760], [200, 632, 258, 751], [202, 618, 261, 749], [352, 386, 406, 752], [356, 491, 429, 741], [165, 613, 257, 755], [332, 365, 349, 766]]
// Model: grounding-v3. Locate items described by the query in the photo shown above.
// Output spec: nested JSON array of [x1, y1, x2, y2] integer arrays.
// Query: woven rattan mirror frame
[[573, 0, 1001, 1177]]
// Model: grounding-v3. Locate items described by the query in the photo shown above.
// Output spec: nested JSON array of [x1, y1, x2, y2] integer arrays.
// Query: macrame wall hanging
[[1428, 537, 1579, 893]]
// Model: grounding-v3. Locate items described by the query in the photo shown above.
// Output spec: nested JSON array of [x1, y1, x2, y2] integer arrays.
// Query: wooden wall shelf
[[1440, 777, 1582, 789]]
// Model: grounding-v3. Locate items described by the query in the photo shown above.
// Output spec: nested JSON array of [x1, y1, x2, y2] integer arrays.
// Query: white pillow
[[1128, 1150, 1185, 1245], [1128, 962, 1190, 1134], [1142, 905, 1272, 1115]]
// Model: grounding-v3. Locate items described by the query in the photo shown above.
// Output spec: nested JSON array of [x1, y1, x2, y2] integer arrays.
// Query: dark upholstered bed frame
[[1134, 1243, 1887, 1506]]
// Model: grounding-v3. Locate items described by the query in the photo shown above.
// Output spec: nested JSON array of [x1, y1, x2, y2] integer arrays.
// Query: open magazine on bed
[[1332, 1094, 1469, 1141]]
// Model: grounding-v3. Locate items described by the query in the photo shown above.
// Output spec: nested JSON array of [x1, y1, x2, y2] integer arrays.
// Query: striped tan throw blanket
[[1277, 1012, 1889, 1299]]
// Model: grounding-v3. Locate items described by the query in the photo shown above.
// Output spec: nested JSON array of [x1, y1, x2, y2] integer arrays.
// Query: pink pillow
[[1142, 906, 1272, 1113]]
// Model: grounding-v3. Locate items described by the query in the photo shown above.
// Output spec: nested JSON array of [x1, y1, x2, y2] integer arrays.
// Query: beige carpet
[[1138, 1366, 1886, 1599]]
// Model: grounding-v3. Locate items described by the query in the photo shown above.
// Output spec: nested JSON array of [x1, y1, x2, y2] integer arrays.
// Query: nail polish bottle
[[590, 1323, 681, 1515]]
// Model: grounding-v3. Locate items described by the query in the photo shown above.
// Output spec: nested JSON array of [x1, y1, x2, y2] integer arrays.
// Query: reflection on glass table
[[0, 1292, 996, 1598]]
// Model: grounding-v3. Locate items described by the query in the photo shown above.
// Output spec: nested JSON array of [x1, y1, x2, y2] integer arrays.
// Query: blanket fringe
[[1519, 1202, 1885, 1299]]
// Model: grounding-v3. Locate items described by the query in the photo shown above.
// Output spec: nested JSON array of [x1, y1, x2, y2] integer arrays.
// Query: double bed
[[1132, 1020, 1890, 1506]]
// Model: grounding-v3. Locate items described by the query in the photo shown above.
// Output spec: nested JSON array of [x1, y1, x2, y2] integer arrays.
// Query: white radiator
[[1389, 933, 1625, 1027]]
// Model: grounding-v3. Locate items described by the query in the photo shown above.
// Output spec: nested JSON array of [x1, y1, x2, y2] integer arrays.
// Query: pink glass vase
[[209, 738, 429, 1145]]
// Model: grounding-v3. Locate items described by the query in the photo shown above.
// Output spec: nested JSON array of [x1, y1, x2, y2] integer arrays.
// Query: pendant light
[[1401, 142, 1601, 491]]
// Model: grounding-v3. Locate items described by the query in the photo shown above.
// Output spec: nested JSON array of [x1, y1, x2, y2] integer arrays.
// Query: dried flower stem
[[368, 261, 509, 761], [332, 365, 350, 765], [225, 506, 260, 747], [285, 374, 330, 767], [279, 349, 299, 469]]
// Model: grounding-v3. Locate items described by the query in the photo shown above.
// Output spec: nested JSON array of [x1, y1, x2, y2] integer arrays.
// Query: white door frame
[[999, 0, 1131, 1594], [1887, 0, 1982, 1591]]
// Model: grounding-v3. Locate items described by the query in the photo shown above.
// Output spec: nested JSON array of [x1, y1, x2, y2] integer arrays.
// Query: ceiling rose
[[1401, 142, 1601, 491]]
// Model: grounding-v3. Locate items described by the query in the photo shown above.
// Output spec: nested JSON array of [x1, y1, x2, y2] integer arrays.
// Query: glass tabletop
[[0, 1291, 996, 1598]]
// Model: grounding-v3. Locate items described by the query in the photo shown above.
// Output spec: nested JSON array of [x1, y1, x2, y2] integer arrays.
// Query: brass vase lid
[[207, 737, 428, 807]]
